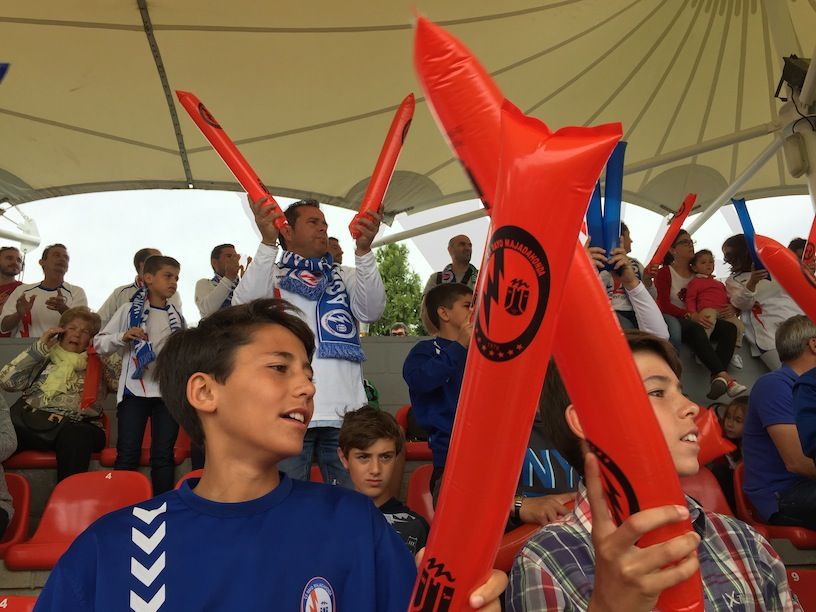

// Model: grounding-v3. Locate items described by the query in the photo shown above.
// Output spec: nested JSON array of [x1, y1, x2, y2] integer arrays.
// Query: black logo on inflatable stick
[[475, 225, 550, 362], [586, 440, 640, 526], [198, 102, 221, 129]]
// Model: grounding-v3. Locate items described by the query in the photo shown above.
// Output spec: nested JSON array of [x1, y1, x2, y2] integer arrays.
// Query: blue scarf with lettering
[[128, 288, 184, 379], [278, 251, 364, 362]]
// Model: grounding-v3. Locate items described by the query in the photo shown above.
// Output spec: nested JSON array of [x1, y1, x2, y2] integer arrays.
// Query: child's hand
[[456, 320, 473, 348], [584, 238, 608, 272], [122, 327, 148, 342], [584, 453, 700, 612], [608, 247, 638, 288]]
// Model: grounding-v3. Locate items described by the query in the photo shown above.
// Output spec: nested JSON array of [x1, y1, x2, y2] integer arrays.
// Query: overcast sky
[[2, 190, 812, 325]]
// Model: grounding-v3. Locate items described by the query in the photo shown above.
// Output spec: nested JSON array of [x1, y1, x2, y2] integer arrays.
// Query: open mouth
[[680, 432, 698, 443], [281, 410, 309, 426]]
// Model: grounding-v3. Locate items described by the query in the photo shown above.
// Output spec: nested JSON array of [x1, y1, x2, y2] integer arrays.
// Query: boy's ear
[[186, 372, 219, 414], [436, 305, 449, 324], [336, 447, 349, 470], [564, 404, 587, 441]]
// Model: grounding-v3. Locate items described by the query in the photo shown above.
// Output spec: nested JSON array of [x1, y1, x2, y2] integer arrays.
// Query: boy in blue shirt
[[403, 283, 472, 499], [38, 299, 504, 611]]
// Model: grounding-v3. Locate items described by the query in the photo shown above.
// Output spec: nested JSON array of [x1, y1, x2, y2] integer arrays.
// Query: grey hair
[[776, 315, 816, 363]]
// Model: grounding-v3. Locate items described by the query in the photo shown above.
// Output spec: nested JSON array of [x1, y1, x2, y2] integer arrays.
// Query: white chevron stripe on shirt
[[133, 503, 167, 525], [130, 585, 165, 612], [131, 552, 166, 587], [131, 522, 166, 555]]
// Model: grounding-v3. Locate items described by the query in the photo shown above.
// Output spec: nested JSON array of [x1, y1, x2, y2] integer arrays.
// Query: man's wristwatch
[[513, 494, 524, 522]]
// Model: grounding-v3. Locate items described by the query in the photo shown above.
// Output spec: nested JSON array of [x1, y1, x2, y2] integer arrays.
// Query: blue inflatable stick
[[732, 197, 768, 276], [586, 181, 603, 249], [0, 64, 8, 84], [602, 141, 627, 260]]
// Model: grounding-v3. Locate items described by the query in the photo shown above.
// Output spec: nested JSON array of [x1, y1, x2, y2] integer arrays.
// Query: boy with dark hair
[[38, 299, 505, 610], [97, 247, 182, 327], [94, 255, 185, 494], [338, 406, 429, 554], [403, 283, 473, 497], [507, 330, 800, 611]]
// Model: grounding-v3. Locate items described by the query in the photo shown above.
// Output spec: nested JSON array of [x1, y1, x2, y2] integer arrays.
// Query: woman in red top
[[654, 231, 741, 400]]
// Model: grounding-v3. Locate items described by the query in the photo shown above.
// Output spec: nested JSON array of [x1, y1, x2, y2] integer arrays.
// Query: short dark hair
[[690, 249, 713, 268], [788, 237, 806, 253], [722, 234, 753, 274], [620, 221, 629, 235], [0, 246, 21, 257], [425, 283, 473, 329], [133, 248, 159, 272], [210, 244, 235, 261], [279, 199, 320, 250], [143, 255, 180, 276], [156, 299, 316, 447], [339, 406, 404, 456], [538, 330, 682, 475], [328, 236, 339, 243], [41, 243, 67, 260]]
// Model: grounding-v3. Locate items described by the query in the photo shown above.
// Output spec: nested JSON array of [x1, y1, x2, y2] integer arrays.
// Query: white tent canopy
[[1, 0, 814, 222]]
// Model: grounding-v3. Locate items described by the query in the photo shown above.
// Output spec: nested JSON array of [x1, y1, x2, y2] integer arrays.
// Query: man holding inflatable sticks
[[233, 197, 385, 488]]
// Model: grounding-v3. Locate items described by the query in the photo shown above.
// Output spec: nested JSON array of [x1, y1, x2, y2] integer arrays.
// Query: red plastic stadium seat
[[733, 463, 816, 549], [787, 568, 816, 610], [4, 413, 110, 469], [0, 473, 31, 558], [394, 405, 434, 461], [5, 470, 152, 570], [175, 468, 204, 489], [494, 523, 539, 573], [100, 420, 191, 467], [406, 464, 434, 524], [0, 595, 36, 611], [680, 466, 734, 516]]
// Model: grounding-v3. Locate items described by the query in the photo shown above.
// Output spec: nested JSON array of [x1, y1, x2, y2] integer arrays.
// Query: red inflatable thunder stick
[[349, 93, 415, 239], [553, 246, 703, 612], [646, 193, 696, 269], [175, 90, 286, 230], [410, 105, 621, 612], [756, 235, 816, 323], [413, 16, 703, 612], [804, 216, 816, 267]]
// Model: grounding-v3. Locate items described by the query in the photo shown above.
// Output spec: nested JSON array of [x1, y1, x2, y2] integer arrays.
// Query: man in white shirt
[[234, 198, 385, 488], [97, 248, 183, 327], [0, 244, 87, 338], [194, 244, 241, 318]]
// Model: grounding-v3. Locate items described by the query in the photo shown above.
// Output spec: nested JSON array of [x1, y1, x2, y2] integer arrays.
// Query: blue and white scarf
[[211, 274, 239, 310], [278, 251, 364, 362], [129, 288, 184, 379]]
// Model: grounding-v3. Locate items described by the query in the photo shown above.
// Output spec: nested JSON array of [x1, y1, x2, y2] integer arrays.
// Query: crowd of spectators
[[0, 206, 811, 609]]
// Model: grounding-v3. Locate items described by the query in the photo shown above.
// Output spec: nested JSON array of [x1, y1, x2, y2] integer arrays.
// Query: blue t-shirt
[[35, 476, 416, 611], [402, 337, 468, 467], [794, 367, 816, 461], [742, 366, 804, 520]]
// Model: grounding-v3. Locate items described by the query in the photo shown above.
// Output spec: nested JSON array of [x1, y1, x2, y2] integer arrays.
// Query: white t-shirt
[[0, 282, 88, 338]]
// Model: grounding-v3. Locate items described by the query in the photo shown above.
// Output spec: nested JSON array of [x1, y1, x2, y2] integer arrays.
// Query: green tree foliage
[[371, 243, 423, 336]]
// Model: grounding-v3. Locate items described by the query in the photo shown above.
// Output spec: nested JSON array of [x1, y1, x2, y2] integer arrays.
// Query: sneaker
[[727, 379, 748, 397], [707, 377, 728, 400]]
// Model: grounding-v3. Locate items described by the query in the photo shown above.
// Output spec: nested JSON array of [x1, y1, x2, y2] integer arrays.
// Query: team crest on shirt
[[301, 577, 335, 612]]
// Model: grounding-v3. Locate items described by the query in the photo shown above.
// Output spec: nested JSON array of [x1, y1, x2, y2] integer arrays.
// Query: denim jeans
[[770, 479, 816, 530], [115, 396, 179, 494], [279, 426, 352, 488]]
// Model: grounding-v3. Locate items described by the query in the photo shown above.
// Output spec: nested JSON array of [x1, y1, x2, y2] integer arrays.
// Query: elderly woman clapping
[[0, 306, 117, 480]]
